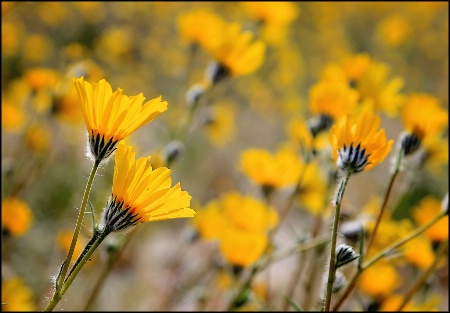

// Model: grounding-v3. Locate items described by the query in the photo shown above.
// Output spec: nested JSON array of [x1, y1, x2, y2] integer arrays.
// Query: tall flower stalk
[[323, 110, 393, 311]]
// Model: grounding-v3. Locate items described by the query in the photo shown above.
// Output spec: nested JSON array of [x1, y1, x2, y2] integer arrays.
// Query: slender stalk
[[366, 148, 403, 254], [44, 227, 110, 311], [332, 210, 446, 311], [396, 240, 448, 311], [323, 170, 351, 312], [48, 160, 100, 309]]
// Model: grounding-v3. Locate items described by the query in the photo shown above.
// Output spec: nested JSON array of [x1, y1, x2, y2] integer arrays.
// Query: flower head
[[100, 141, 195, 233], [73, 77, 168, 162], [205, 23, 266, 83], [329, 110, 393, 173], [1, 277, 37, 311], [2, 197, 33, 237]]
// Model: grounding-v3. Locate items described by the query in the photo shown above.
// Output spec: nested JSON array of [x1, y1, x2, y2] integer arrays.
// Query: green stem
[[323, 170, 351, 312], [44, 227, 110, 311], [332, 210, 446, 311], [396, 240, 448, 311], [50, 160, 100, 307], [366, 148, 403, 255]]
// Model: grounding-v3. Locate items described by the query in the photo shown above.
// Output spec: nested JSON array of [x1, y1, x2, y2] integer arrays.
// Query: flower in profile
[[358, 259, 400, 298], [1, 277, 37, 311], [308, 79, 359, 136], [240, 145, 302, 196], [399, 93, 448, 155], [287, 116, 329, 156], [205, 23, 266, 84], [177, 8, 226, 52], [100, 141, 195, 233], [328, 110, 393, 173], [2, 197, 33, 237], [73, 76, 168, 163]]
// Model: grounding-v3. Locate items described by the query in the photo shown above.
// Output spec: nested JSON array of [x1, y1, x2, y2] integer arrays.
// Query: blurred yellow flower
[[358, 260, 400, 298], [22, 33, 53, 63], [401, 93, 448, 140], [357, 61, 405, 118], [24, 67, 60, 91], [25, 123, 51, 153], [57, 230, 85, 261], [296, 160, 328, 215], [287, 116, 329, 155], [1, 277, 37, 311], [37, 2, 67, 26], [412, 196, 448, 242], [241, 2, 299, 26], [240, 146, 303, 192], [193, 191, 278, 267], [1, 197, 33, 237], [341, 53, 372, 82], [2, 19, 23, 57], [328, 110, 393, 173], [377, 14, 412, 47], [2, 98, 26, 133], [310, 80, 359, 120], [380, 293, 441, 311], [177, 8, 226, 51], [101, 141, 195, 232], [206, 23, 266, 82], [73, 76, 168, 162], [402, 234, 435, 270], [204, 102, 236, 147]]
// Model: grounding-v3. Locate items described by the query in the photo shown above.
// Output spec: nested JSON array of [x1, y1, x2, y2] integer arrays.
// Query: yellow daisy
[[1, 197, 33, 237], [1, 277, 37, 311], [73, 76, 168, 162], [328, 110, 393, 173], [239, 145, 303, 194], [241, 2, 299, 26], [412, 196, 448, 242], [205, 22, 266, 84], [398, 94, 448, 156], [101, 141, 195, 233]]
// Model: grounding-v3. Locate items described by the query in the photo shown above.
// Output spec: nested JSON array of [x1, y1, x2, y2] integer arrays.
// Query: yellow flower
[[1, 197, 33, 237], [2, 98, 26, 133], [57, 230, 86, 261], [358, 260, 400, 299], [287, 116, 329, 155], [1, 277, 37, 311], [296, 161, 328, 215], [402, 234, 435, 270], [412, 196, 448, 242], [194, 191, 278, 267], [206, 23, 266, 82], [401, 93, 448, 141], [25, 123, 51, 153], [177, 8, 226, 51], [377, 14, 412, 47], [73, 76, 168, 162], [328, 110, 393, 173], [101, 141, 195, 232], [380, 294, 441, 312], [241, 2, 299, 26], [240, 146, 303, 192], [203, 102, 236, 147]]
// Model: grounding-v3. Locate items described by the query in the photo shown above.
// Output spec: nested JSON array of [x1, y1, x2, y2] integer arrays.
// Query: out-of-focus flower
[[24, 122, 51, 153], [412, 196, 449, 242], [73, 76, 168, 162], [205, 23, 266, 83], [402, 233, 435, 270], [203, 102, 236, 147], [356, 61, 405, 118], [401, 93, 448, 142], [377, 14, 412, 47], [22, 33, 54, 64], [1, 277, 37, 311], [328, 110, 393, 173], [358, 260, 401, 299], [295, 160, 328, 215], [240, 145, 303, 195], [2, 19, 24, 57], [24, 67, 60, 91], [2, 197, 33, 237], [241, 2, 299, 26], [37, 2, 67, 26], [2, 98, 26, 133], [308, 80, 359, 136], [100, 141, 195, 232], [380, 293, 441, 311], [177, 8, 226, 51], [193, 191, 278, 267], [57, 230, 86, 261], [341, 53, 372, 83], [287, 117, 329, 156], [94, 26, 134, 65]]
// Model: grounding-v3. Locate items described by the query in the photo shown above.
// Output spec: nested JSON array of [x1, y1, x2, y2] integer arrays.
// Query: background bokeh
[[2, 2, 448, 311]]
